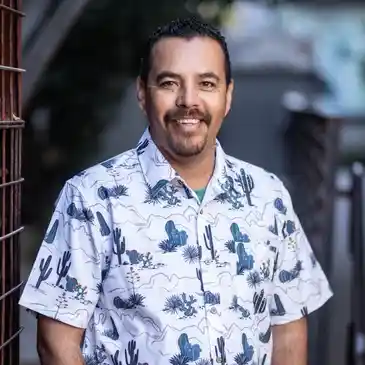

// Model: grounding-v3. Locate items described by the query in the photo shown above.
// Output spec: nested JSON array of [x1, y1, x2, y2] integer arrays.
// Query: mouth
[[170, 118, 204, 134], [176, 118, 201, 125]]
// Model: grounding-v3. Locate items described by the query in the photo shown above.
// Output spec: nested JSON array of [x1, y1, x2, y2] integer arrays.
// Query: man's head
[[137, 17, 233, 161]]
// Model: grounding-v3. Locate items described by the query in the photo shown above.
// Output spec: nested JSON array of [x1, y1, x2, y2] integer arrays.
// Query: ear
[[224, 79, 234, 117], [136, 76, 147, 115]]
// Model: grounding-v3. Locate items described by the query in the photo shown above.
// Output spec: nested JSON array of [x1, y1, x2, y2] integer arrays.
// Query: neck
[[164, 146, 216, 190]]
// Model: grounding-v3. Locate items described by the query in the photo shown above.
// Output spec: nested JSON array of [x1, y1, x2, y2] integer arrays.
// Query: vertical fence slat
[[0, 1, 25, 365], [284, 110, 341, 365], [347, 163, 365, 365]]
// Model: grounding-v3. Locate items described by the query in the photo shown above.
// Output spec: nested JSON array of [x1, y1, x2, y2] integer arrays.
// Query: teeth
[[177, 119, 200, 124]]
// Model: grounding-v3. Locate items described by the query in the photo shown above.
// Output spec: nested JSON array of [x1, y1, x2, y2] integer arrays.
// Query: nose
[[176, 83, 200, 109]]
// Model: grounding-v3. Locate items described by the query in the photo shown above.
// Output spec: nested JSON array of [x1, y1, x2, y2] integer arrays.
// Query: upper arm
[[37, 315, 84, 357], [269, 183, 333, 325], [272, 317, 308, 365], [19, 180, 105, 328]]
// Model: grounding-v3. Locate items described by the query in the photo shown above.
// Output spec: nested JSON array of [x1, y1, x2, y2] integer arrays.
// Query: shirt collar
[[137, 128, 236, 200]]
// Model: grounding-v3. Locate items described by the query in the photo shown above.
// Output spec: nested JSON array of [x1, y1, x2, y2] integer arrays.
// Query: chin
[[167, 131, 209, 156], [172, 141, 207, 157]]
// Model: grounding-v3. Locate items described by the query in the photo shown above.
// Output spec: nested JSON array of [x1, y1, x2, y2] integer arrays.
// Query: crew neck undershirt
[[194, 188, 206, 202]]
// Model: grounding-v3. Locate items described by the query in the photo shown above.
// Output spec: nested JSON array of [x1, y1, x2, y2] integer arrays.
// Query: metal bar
[[346, 162, 365, 365], [0, 282, 23, 302], [0, 177, 24, 189], [0, 120, 24, 124], [0, 328, 24, 352], [0, 65, 25, 73], [0, 121, 25, 130], [0, 1, 24, 364], [0, 227, 24, 242], [0, 0, 4, 118], [0, 4, 25, 17], [0, 124, 24, 130]]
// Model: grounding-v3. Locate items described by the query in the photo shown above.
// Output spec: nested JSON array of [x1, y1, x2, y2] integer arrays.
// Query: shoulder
[[64, 147, 141, 202], [225, 154, 289, 200]]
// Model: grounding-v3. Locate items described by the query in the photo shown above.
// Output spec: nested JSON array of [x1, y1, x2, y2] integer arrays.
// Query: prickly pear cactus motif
[[158, 220, 188, 253], [236, 243, 254, 275]]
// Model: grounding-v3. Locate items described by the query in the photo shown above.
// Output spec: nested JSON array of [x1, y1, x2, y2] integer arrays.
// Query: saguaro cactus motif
[[196, 268, 204, 292], [113, 228, 126, 265], [125, 340, 139, 365], [238, 168, 255, 206], [215, 336, 227, 364], [203, 225, 215, 260], [56, 250, 71, 286], [111, 350, 122, 365], [36, 255, 53, 289]]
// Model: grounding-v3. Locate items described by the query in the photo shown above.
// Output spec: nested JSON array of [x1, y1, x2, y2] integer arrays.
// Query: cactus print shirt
[[19, 128, 333, 365]]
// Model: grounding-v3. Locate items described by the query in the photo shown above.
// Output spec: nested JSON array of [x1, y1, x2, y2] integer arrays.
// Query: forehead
[[149, 36, 225, 77]]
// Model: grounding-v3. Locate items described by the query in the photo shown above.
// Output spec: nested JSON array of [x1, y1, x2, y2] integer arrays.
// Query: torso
[[80, 140, 285, 365]]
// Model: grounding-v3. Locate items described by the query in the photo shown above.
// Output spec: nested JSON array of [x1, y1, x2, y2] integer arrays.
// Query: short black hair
[[140, 17, 232, 85]]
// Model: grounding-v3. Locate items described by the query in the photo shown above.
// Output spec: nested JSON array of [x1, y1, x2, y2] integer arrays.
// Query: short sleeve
[[19, 180, 102, 328], [269, 183, 333, 325]]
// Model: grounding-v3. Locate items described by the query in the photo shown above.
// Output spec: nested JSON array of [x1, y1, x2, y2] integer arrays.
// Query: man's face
[[137, 36, 233, 159]]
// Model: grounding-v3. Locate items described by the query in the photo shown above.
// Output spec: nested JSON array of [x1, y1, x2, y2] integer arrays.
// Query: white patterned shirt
[[19, 128, 333, 365]]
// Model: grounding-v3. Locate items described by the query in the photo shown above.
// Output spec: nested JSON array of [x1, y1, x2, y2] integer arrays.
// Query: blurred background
[[1, 0, 365, 364]]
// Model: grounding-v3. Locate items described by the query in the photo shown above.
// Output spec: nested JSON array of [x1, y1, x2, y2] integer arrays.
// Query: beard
[[163, 107, 212, 157], [167, 131, 208, 157]]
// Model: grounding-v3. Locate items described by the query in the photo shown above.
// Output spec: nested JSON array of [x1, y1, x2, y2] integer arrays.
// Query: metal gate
[[0, 1, 24, 365], [284, 110, 340, 270], [284, 109, 341, 365]]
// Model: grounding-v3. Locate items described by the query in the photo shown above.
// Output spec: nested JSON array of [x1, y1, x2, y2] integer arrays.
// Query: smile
[[176, 119, 200, 125]]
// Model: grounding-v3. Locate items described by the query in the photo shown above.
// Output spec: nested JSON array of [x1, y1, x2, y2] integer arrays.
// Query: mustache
[[164, 108, 211, 124]]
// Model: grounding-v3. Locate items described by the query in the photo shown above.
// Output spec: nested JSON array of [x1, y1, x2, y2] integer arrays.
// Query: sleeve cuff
[[19, 296, 89, 329], [270, 287, 333, 326]]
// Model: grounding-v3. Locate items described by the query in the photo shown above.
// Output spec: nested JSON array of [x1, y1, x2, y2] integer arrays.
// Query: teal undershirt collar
[[194, 188, 206, 202]]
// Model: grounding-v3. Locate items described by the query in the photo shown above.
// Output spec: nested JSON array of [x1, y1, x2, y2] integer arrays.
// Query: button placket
[[195, 208, 217, 362], [198, 207, 232, 364]]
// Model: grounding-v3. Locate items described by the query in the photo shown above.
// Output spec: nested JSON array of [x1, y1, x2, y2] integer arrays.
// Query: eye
[[159, 80, 178, 89], [200, 81, 216, 90]]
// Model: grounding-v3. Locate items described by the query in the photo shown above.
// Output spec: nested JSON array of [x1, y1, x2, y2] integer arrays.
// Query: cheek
[[149, 92, 176, 119], [203, 93, 227, 119]]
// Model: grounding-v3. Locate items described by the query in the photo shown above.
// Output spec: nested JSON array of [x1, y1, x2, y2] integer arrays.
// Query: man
[[19, 17, 333, 365]]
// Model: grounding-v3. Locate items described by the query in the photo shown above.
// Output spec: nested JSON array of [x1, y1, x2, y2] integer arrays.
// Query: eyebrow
[[198, 72, 220, 82], [155, 71, 221, 83], [155, 72, 181, 83]]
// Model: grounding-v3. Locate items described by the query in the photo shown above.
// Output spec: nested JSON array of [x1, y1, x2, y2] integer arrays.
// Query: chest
[[101, 195, 279, 306]]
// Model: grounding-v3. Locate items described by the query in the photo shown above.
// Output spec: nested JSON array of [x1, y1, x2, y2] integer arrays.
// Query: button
[[200, 209, 204, 214]]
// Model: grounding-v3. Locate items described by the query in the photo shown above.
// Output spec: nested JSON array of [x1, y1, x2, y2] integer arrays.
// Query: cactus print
[[19, 128, 332, 365]]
